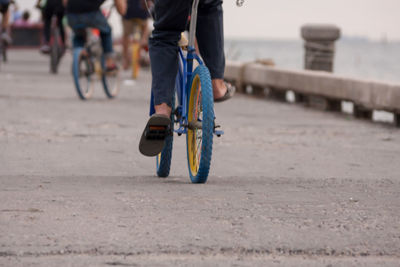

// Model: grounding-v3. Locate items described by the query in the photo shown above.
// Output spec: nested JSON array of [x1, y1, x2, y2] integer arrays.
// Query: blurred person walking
[[0, 0, 12, 45], [121, 0, 151, 70]]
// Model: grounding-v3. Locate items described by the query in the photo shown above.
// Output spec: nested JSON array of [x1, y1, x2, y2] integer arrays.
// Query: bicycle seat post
[[188, 0, 200, 51], [186, 0, 200, 76]]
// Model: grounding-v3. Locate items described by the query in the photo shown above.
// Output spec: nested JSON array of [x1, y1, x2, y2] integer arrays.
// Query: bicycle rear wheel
[[50, 44, 60, 74], [0, 41, 2, 69], [50, 30, 61, 74], [72, 48, 94, 100], [186, 65, 214, 183], [102, 56, 120, 98], [155, 60, 183, 177], [155, 93, 175, 178], [2, 40, 7, 63]]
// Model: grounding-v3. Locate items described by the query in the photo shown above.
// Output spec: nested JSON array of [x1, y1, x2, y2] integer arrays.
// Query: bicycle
[[149, 0, 228, 184], [49, 16, 64, 74], [36, 2, 65, 74], [0, 32, 8, 64], [0, 34, 4, 68], [72, 28, 120, 100]]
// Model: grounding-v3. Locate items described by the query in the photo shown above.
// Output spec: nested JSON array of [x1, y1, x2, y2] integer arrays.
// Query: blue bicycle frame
[[149, 0, 224, 137]]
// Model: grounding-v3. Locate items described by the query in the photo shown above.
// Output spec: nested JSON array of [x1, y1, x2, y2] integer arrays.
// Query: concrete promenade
[[1, 50, 400, 266]]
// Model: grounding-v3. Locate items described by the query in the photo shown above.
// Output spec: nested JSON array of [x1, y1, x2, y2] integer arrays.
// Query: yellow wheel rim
[[188, 75, 202, 176]]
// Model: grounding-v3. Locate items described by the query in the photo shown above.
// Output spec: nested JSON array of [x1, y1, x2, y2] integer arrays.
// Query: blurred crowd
[[0, 0, 153, 71]]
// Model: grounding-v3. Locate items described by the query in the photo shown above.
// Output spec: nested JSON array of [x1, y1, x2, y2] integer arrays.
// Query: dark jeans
[[150, 0, 225, 107], [43, 4, 65, 45], [67, 10, 113, 56]]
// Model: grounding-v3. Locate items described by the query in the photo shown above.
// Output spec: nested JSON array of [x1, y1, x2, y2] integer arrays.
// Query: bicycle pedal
[[145, 125, 171, 140], [213, 120, 224, 137]]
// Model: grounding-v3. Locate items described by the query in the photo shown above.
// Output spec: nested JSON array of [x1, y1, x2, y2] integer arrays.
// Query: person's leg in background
[[122, 19, 133, 69], [0, 4, 12, 44], [139, 19, 149, 48], [56, 10, 66, 47], [196, 0, 230, 100], [68, 11, 116, 71], [91, 11, 116, 71], [66, 13, 87, 51], [40, 5, 53, 53], [149, 0, 191, 117]]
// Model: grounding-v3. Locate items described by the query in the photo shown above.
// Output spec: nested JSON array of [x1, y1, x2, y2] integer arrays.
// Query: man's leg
[[66, 14, 86, 49], [149, 0, 191, 116], [1, 5, 12, 45], [1, 9, 9, 29], [39, 5, 53, 53], [56, 11, 66, 45], [197, 0, 228, 100], [79, 11, 115, 70], [122, 19, 133, 69]]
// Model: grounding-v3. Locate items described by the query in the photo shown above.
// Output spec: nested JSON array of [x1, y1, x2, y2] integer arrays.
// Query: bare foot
[[212, 79, 227, 100], [154, 103, 172, 117]]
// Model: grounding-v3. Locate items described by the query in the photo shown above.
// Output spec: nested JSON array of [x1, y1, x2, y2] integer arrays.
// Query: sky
[[16, 0, 400, 41]]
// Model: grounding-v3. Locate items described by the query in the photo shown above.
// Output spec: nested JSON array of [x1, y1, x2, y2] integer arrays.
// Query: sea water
[[225, 39, 400, 84]]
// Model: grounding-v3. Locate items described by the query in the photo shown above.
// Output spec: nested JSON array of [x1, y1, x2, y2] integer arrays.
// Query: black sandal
[[214, 82, 235, 103], [139, 114, 171, 157]]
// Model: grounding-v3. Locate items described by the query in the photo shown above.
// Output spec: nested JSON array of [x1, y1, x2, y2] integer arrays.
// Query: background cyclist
[[64, 0, 127, 72], [0, 0, 12, 45], [36, 0, 66, 54]]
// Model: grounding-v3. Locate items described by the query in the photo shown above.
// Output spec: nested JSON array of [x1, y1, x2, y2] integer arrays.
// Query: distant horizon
[[224, 35, 400, 44], [14, 0, 400, 42]]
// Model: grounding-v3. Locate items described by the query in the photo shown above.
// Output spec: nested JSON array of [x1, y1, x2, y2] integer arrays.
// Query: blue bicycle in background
[[71, 5, 120, 100]]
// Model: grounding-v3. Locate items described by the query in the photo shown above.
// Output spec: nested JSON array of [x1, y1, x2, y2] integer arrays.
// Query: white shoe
[[1, 32, 12, 45], [40, 44, 51, 54]]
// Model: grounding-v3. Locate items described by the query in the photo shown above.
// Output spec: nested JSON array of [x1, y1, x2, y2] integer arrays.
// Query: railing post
[[301, 24, 341, 72], [300, 24, 342, 111]]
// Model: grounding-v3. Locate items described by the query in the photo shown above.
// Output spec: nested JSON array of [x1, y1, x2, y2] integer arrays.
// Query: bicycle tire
[[155, 92, 175, 178], [155, 57, 185, 178], [2, 41, 7, 63], [186, 65, 214, 183], [50, 43, 59, 73], [131, 42, 140, 79], [102, 56, 120, 99], [0, 41, 2, 69], [50, 30, 60, 74], [72, 48, 94, 100]]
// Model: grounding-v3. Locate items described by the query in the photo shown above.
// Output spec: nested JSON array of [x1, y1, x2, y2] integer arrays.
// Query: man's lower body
[[149, 0, 231, 117], [41, 5, 65, 54], [67, 10, 116, 71], [121, 18, 149, 70], [139, 0, 234, 156], [0, 3, 12, 45]]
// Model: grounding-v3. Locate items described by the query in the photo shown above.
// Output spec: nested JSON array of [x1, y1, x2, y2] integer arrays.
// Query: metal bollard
[[299, 24, 342, 111], [301, 24, 341, 72]]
